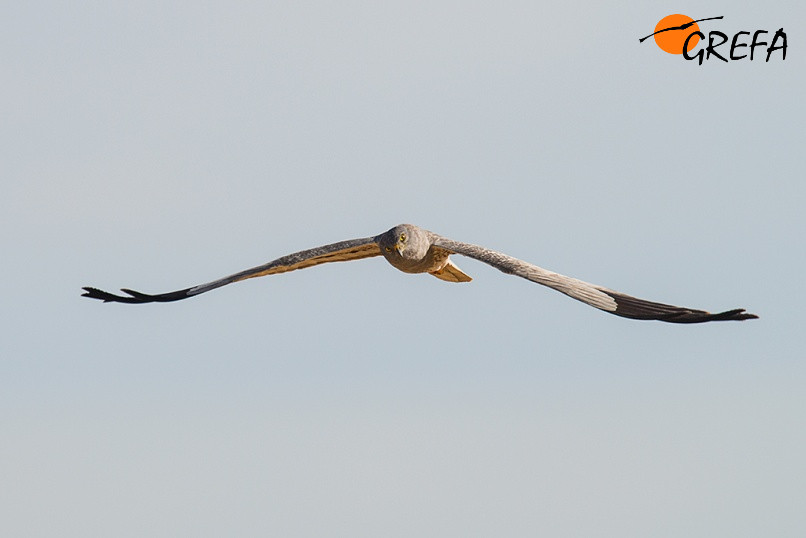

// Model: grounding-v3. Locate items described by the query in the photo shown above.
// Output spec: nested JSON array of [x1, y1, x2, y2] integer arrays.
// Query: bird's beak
[[394, 243, 403, 255]]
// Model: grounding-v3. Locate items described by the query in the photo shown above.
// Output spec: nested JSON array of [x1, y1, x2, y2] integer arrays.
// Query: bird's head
[[378, 224, 431, 261]]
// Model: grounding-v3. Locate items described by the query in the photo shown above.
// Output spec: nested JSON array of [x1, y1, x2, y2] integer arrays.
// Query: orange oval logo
[[653, 14, 701, 54]]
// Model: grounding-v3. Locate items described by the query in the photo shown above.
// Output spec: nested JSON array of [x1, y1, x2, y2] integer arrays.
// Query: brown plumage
[[82, 223, 758, 323]]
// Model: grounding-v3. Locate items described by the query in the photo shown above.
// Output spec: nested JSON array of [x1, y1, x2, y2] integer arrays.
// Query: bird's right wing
[[433, 236, 757, 323], [82, 236, 381, 304]]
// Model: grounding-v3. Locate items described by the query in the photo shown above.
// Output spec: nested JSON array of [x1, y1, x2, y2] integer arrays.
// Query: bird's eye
[[399, 233, 406, 242], [385, 246, 392, 252]]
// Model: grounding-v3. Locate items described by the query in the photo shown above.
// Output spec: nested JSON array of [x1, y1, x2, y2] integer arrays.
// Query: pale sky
[[2, 2, 805, 537]]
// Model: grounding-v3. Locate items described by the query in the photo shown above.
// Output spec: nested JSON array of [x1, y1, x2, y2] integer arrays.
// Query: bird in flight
[[82, 223, 757, 323]]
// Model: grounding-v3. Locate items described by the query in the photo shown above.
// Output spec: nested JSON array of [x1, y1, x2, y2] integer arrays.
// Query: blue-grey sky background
[[3, 2, 804, 536]]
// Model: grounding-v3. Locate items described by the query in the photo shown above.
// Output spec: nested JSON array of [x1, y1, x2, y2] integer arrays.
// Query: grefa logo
[[640, 15, 787, 64]]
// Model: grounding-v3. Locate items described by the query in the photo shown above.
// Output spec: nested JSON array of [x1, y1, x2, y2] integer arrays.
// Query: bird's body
[[376, 225, 460, 277], [83, 223, 758, 323], [376, 225, 472, 282]]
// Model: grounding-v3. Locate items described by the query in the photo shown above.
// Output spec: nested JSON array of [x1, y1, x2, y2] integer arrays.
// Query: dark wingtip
[[714, 309, 758, 321], [651, 305, 759, 324], [81, 285, 194, 304], [82, 286, 141, 303], [601, 289, 759, 324], [676, 308, 759, 322], [649, 307, 759, 324], [120, 288, 152, 299], [82, 286, 111, 301]]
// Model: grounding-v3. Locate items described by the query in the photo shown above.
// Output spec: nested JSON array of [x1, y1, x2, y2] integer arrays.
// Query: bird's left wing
[[433, 236, 757, 323], [82, 236, 381, 304]]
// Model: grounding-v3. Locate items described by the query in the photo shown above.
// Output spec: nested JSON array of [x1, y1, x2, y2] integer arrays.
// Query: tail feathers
[[430, 259, 472, 283]]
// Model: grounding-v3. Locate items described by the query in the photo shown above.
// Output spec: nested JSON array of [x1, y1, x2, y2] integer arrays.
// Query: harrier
[[82, 223, 757, 323]]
